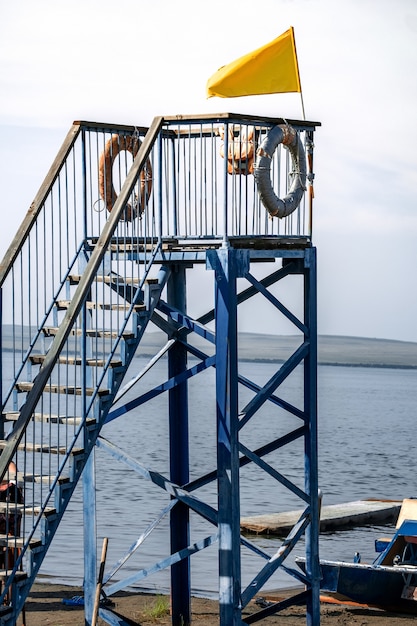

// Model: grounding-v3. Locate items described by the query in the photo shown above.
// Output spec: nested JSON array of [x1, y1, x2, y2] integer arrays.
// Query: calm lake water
[[31, 356, 417, 597]]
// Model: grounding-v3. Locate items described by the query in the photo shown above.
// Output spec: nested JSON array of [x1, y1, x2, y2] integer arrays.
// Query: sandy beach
[[16, 583, 417, 625]]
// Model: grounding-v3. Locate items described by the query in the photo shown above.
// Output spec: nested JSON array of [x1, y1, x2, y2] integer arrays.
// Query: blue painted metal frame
[[97, 245, 319, 626]]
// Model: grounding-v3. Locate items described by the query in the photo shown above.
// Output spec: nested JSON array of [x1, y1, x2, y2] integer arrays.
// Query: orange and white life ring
[[98, 134, 152, 221], [219, 125, 255, 175]]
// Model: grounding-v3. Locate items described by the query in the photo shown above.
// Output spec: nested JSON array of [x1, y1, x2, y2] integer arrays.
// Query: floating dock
[[240, 499, 402, 535]]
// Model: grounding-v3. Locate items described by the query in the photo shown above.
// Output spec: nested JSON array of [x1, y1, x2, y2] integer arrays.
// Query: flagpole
[[290, 27, 305, 120], [300, 91, 306, 121]]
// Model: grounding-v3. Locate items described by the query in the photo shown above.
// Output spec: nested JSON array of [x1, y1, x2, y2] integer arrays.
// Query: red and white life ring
[[98, 134, 152, 221]]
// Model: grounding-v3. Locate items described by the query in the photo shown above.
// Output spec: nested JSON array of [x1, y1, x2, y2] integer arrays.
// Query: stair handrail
[[0, 115, 165, 483], [0, 124, 82, 287], [86, 242, 169, 413], [1, 241, 87, 408]]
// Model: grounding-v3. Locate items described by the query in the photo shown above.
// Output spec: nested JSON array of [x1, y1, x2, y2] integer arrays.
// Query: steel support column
[[208, 248, 250, 626], [83, 451, 97, 625], [167, 264, 191, 626], [303, 247, 320, 626]]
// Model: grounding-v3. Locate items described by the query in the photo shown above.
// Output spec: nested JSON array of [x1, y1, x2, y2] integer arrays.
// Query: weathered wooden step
[[17, 473, 70, 485], [0, 440, 84, 456], [56, 300, 146, 312], [42, 326, 135, 340], [0, 534, 42, 550], [0, 503, 56, 517], [15, 382, 110, 397], [87, 237, 172, 253], [7, 471, 66, 485], [0, 570, 27, 582], [0, 466, 70, 487], [0, 605, 13, 618], [105, 243, 163, 252], [69, 274, 140, 285], [29, 355, 123, 368], [2, 412, 90, 426]]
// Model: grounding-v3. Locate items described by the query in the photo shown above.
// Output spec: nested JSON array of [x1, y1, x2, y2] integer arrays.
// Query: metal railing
[[159, 114, 316, 241]]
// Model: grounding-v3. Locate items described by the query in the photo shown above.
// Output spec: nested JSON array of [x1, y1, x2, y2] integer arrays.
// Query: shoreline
[[20, 582, 417, 626], [3, 331, 417, 369], [238, 357, 417, 369], [140, 333, 417, 370]]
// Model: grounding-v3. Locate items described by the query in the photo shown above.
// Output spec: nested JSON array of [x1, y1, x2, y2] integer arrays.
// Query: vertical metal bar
[[303, 246, 320, 626], [170, 134, 178, 237], [306, 130, 315, 238], [81, 124, 98, 625], [199, 124, 204, 235], [208, 248, 249, 626], [0, 288, 3, 440], [211, 124, 218, 236], [222, 126, 229, 247], [158, 129, 163, 244], [192, 130, 197, 235], [81, 129, 88, 242], [167, 264, 190, 626]]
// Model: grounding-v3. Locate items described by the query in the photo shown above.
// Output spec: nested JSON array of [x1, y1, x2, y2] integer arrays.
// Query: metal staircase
[[0, 117, 166, 623], [0, 113, 320, 625]]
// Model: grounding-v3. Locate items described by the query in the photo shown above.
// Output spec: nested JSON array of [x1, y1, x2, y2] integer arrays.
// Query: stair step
[[56, 300, 146, 312], [0, 605, 13, 617], [69, 274, 140, 285], [0, 466, 72, 486], [0, 440, 84, 456], [0, 503, 56, 517], [42, 326, 135, 340], [2, 412, 90, 425], [0, 571, 27, 582], [29, 355, 123, 368], [87, 237, 171, 253], [108, 243, 161, 252], [0, 534, 42, 550], [18, 473, 70, 485], [15, 382, 110, 397]]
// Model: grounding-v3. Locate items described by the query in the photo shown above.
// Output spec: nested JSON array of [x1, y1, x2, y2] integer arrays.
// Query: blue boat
[[296, 498, 417, 613]]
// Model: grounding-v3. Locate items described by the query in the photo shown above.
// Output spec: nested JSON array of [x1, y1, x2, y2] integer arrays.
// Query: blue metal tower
[[0, 114, 320, 625]]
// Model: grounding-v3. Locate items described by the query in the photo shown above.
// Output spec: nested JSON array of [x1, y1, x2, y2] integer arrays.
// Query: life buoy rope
[[98, 134, 153, 221], [254, 124, 306, 219], [219, 125, 255, 175]]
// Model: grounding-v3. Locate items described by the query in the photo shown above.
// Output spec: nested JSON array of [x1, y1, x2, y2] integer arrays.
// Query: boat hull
[[320, 559, 417, 612], [296, 557, 417, 613]]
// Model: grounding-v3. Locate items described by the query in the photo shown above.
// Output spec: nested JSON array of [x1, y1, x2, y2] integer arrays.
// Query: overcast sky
[[1, 0, 416, 342]]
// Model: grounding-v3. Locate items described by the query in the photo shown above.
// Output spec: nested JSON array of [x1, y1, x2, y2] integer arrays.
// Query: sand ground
[[13, 583, 417, 625]]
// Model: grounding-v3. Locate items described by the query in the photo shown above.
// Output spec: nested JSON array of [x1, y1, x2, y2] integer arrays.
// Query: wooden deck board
[[240, 499, 402, 535]]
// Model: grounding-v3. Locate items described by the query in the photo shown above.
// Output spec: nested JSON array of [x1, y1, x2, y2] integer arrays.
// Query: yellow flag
[[206, 27, 301, 98]]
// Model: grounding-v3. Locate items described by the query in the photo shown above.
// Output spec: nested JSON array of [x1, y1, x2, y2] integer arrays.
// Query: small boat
[[296, 498, 417, 613]]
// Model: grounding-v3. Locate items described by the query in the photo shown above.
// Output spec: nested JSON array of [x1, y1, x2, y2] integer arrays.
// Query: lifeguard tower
[[0, 113, 320, 625]]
